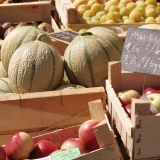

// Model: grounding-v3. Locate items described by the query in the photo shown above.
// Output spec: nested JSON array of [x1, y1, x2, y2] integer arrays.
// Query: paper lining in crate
[[0, 87, 106, 145], [105, 61, 160, 160], [27, 99, 123, 160]]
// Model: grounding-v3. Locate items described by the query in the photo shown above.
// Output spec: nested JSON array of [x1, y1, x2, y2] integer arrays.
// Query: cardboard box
[[0, 87, 106, 145], [106, 61, 160, 159], [26, 99, 123, 160]]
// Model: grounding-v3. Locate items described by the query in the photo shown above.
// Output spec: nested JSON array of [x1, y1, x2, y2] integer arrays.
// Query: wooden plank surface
[[121, 71, 160, 94], [0, 1, 51, 24], [74, 143, 121, 160], [55, 0, 76, 27], [108, 61, 160, 94], [106, 80, 133, 136], [88, 99, 105, 121], [67, 23, 147, 32], [108, 61, 122, 93], [133, 116, 160, 159], [0, 87, 106, 134]]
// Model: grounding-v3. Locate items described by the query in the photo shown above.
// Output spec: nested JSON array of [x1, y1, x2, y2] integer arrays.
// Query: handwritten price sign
[[49, 31, 78, 44], [121, 27, 160, 76]]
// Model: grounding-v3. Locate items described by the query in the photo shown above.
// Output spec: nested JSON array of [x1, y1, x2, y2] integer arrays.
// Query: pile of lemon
[[71, 0, 160, 24]]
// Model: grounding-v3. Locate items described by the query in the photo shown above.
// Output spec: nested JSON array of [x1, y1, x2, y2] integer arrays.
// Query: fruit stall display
[[2, 1, 160, 160], [0, 99, 123, 160], [106, 61, 160, 159], [54, 0, 160, 33], [0, 25, 123, 145]]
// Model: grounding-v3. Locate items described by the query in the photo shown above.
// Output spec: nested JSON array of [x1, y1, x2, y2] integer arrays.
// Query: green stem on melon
[[32, 21, 38, 28], [36, 33, 46, 41], [80, 32, 93, 36]]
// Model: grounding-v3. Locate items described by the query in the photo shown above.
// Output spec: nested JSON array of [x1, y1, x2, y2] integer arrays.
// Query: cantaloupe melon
[[0, 78, 12, 94], [0, 61, 7, 78], [8, 33, 64, 94], [64, 27, 123, 87], [1, 26, 52, 75]]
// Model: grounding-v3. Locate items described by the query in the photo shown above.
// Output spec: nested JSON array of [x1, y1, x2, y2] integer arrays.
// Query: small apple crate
[[106, 61, 160, 160], [30, 99, 124, 160], [0, 87, 106, 146]]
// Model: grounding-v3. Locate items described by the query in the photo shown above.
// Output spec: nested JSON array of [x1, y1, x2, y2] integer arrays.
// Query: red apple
[[144, 87, 160, 95], [4, 132, 34, 160], [60, 138, 88, 154], [29, 140, 58, 159], [124, 104, 131, 117], [78, 119, 100, 152], [0, 145, 6, 160], [118, 89, 141, 107]]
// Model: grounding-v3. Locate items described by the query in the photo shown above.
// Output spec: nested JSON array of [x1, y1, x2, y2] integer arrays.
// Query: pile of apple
[[73, 0, 160, 24], [0, 119, 100, 160], [117, 87, 160, 117]]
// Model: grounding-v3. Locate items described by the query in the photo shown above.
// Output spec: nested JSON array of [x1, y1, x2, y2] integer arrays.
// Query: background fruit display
[[72, 0, 160, 24]]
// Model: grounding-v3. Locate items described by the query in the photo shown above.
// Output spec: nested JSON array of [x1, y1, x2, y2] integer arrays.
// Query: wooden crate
[[54, 0, 152, 30], [27, 99, 124, 160], [0, 87, 106, 145], [54, 0, 160, 43], [106, 61, 160, 160], [0, 1, 51, 24], [0, 1, 63, 32]]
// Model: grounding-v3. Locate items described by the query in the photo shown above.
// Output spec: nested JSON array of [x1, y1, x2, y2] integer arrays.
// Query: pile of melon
[[0, 25, 123, 94]]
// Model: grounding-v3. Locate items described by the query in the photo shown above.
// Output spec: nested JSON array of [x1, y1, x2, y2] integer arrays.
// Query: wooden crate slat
[[0, 1, 51, 24], [133, 116, 160, 159], [106, 61, 160, 159], [55, 0, 76, 27], [0, 87, 106, 145], [106, 80, 133, 137], [88, 99, 105, 121]]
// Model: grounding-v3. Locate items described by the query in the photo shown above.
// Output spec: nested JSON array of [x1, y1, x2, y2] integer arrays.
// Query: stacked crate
[[106, 61, 160, 159], [30, 99, 124, 160]]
